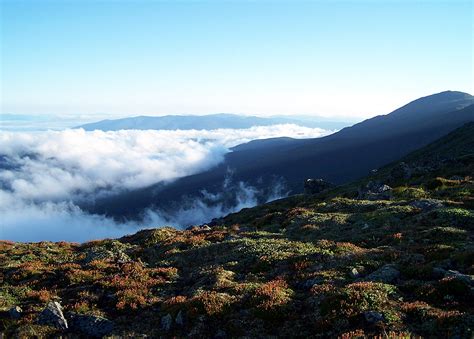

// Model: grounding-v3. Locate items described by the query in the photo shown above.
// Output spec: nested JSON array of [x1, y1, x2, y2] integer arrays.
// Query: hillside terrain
[[87, 91, 474, 220], [1, 123, 473, 337], [77, 113, 350, 131]]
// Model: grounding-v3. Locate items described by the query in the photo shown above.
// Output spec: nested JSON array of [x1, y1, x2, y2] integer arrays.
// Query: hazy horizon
[[2, 1, 472, 119]]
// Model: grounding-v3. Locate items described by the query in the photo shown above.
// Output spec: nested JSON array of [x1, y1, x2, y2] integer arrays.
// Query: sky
[[1, 0, 473, 119]]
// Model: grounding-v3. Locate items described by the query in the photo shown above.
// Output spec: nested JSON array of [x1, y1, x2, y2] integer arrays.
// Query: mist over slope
[[0, 125, 330, 242], [89, 91, 474, 220]]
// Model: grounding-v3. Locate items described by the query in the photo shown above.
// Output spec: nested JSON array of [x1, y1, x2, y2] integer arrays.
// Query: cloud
[[0, 125, 330, 242]]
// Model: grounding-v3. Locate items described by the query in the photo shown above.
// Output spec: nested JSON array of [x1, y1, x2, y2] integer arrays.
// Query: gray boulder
[[364, 264, 400, 283], [83, 241, 131, 264], [38, 301, 68, 330], [68, 313, 114, 337], [409, 199, 444, 211], [358, 181, 392, 200], [175, 310, 185, 326]]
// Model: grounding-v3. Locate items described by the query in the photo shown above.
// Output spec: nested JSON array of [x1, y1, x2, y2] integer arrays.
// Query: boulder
[[175, 310, 185, 326], [349, 267, 361, 279], [9, 306, 22, 319], [364, 311, 384, 324], [409, 199, 444, 211], [83, 241, 131, 264], [68, 313, 114, 337], [364, 264, 400, 283], [38, 301, 68, 330], [358, 181, 392, 200], [304, 178, 335, 195]]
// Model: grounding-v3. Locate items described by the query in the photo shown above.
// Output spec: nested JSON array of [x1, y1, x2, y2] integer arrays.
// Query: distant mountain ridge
[[87, 91, 474, 220], [77, 113, 350, 131]]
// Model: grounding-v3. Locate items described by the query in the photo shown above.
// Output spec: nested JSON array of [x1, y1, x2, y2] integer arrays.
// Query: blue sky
[[1, 0, 472, 119]]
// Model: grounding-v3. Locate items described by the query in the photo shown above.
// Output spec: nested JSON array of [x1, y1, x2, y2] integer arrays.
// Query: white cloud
[[0, 125, 331, 242]]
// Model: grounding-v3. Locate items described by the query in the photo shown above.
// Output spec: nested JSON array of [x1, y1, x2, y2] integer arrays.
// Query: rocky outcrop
[[37, 301, 68, 329], [304, 178, 335, 195]]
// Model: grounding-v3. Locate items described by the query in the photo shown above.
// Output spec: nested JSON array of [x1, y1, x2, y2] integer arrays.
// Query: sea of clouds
[[0, 125, 331, 242]]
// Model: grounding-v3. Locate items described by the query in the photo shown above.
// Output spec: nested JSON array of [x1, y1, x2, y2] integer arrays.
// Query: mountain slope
[[88, 91, 474, 220], [77, 113, 350, 131], [1, 123, 473, 338]]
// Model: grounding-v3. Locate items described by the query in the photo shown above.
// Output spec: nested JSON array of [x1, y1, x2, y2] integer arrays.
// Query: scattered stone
[[9, 306, 22, 319], [38, 301, 68, 330], [361, 223, 370, 230], [390, 162, 412, 180], [304, 178, 335, 195], [409, 199, 444, 211], [364, 264, 400, 283], [364, 311, 384, 324], [68, 313, 114, 337], [161, 313, 173, 331], [358, 181, 392, 200]]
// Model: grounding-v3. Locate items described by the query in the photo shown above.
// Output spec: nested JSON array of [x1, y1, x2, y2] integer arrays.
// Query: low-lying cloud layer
[[0, 125, 330, 242]]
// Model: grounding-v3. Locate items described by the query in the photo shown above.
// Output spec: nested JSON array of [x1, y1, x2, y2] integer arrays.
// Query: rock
[[68, 313, 114, 337], [189, 225, 212, 233], [409, 199, 444, 211], [364, 311, 384, 324], [365, 264, 400, 283], [358, 181, 392, 200], [304, 178, 335, 195], [349, 267, 360, 278], [83, 241, 131, 264], [161, 313, 173, 331], [175, 310, 185, 326], [215, 329, 227, 338], [9, 306, 22, 319], [390, 162, 412, 180], [38, 301, 68, 330], [302, 277, 324, 289], [432, 267, 447, 279], [445, 270, 474, 286], [450, 175, 464, 181]]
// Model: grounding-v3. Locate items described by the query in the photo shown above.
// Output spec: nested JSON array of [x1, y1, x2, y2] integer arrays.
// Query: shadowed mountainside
[[87, 91, 474, 220]]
